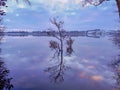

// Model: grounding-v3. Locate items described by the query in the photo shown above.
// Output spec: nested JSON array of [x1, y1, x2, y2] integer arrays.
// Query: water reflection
[[0, 40, 13, 89], [0, 58, 13, 90], [110, 30, 120, 90], [111, 55, 120, 90], [0, 38, 13, 90], [45, 18, 74, 83], [109, 30, 120, 48], [0, 29, 117, 90]]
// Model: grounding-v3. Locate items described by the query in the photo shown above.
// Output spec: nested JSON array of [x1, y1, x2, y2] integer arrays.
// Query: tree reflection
[[0, 35, 13, 90], [110, 30, 120, 49], [110, 30, 120, 90], [111, 55, 120, 90], [45, 18, 74, 83], [0, 30, 13, 90], [0, 58, 13, 90]]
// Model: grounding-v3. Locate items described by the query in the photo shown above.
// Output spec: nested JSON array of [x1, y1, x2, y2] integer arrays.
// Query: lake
[[0, 30, 120, 90]]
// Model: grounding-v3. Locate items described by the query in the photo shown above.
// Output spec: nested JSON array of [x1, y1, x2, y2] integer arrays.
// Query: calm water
[[0, 33, 120, 90]]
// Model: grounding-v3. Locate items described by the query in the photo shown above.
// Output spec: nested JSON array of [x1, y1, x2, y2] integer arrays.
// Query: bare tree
[[45, 18, 74, 83]]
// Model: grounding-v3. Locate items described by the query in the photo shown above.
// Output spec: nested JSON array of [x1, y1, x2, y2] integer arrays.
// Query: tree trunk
[[116, 0, 120, 17]]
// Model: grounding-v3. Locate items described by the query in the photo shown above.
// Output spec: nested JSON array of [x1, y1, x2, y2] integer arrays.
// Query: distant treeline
[[0, 29, 117, 38]]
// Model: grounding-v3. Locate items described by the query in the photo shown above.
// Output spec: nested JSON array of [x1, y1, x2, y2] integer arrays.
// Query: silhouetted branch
[[86, 0, 106, 6], [83, 0, 109, 6]]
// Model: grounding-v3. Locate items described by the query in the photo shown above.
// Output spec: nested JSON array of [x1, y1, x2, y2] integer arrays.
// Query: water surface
[[0, 34, 119, 90]]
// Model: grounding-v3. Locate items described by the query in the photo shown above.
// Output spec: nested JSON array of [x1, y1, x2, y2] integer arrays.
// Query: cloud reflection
[[91, 75, 103, 81]]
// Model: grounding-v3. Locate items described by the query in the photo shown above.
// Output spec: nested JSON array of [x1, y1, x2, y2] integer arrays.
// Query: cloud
[[5, 18, 11, 22], [5, 0, 84, 14], [15, 13, 20, 17], [4, 0, 119, 30]]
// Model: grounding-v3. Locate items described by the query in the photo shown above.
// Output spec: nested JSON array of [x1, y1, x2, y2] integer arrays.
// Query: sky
[[3, 0, 120, 31]]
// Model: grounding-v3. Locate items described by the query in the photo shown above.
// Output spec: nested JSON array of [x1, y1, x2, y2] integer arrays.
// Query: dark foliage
[[0, 59, 13, 90], [0, 0, 7, 16]]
